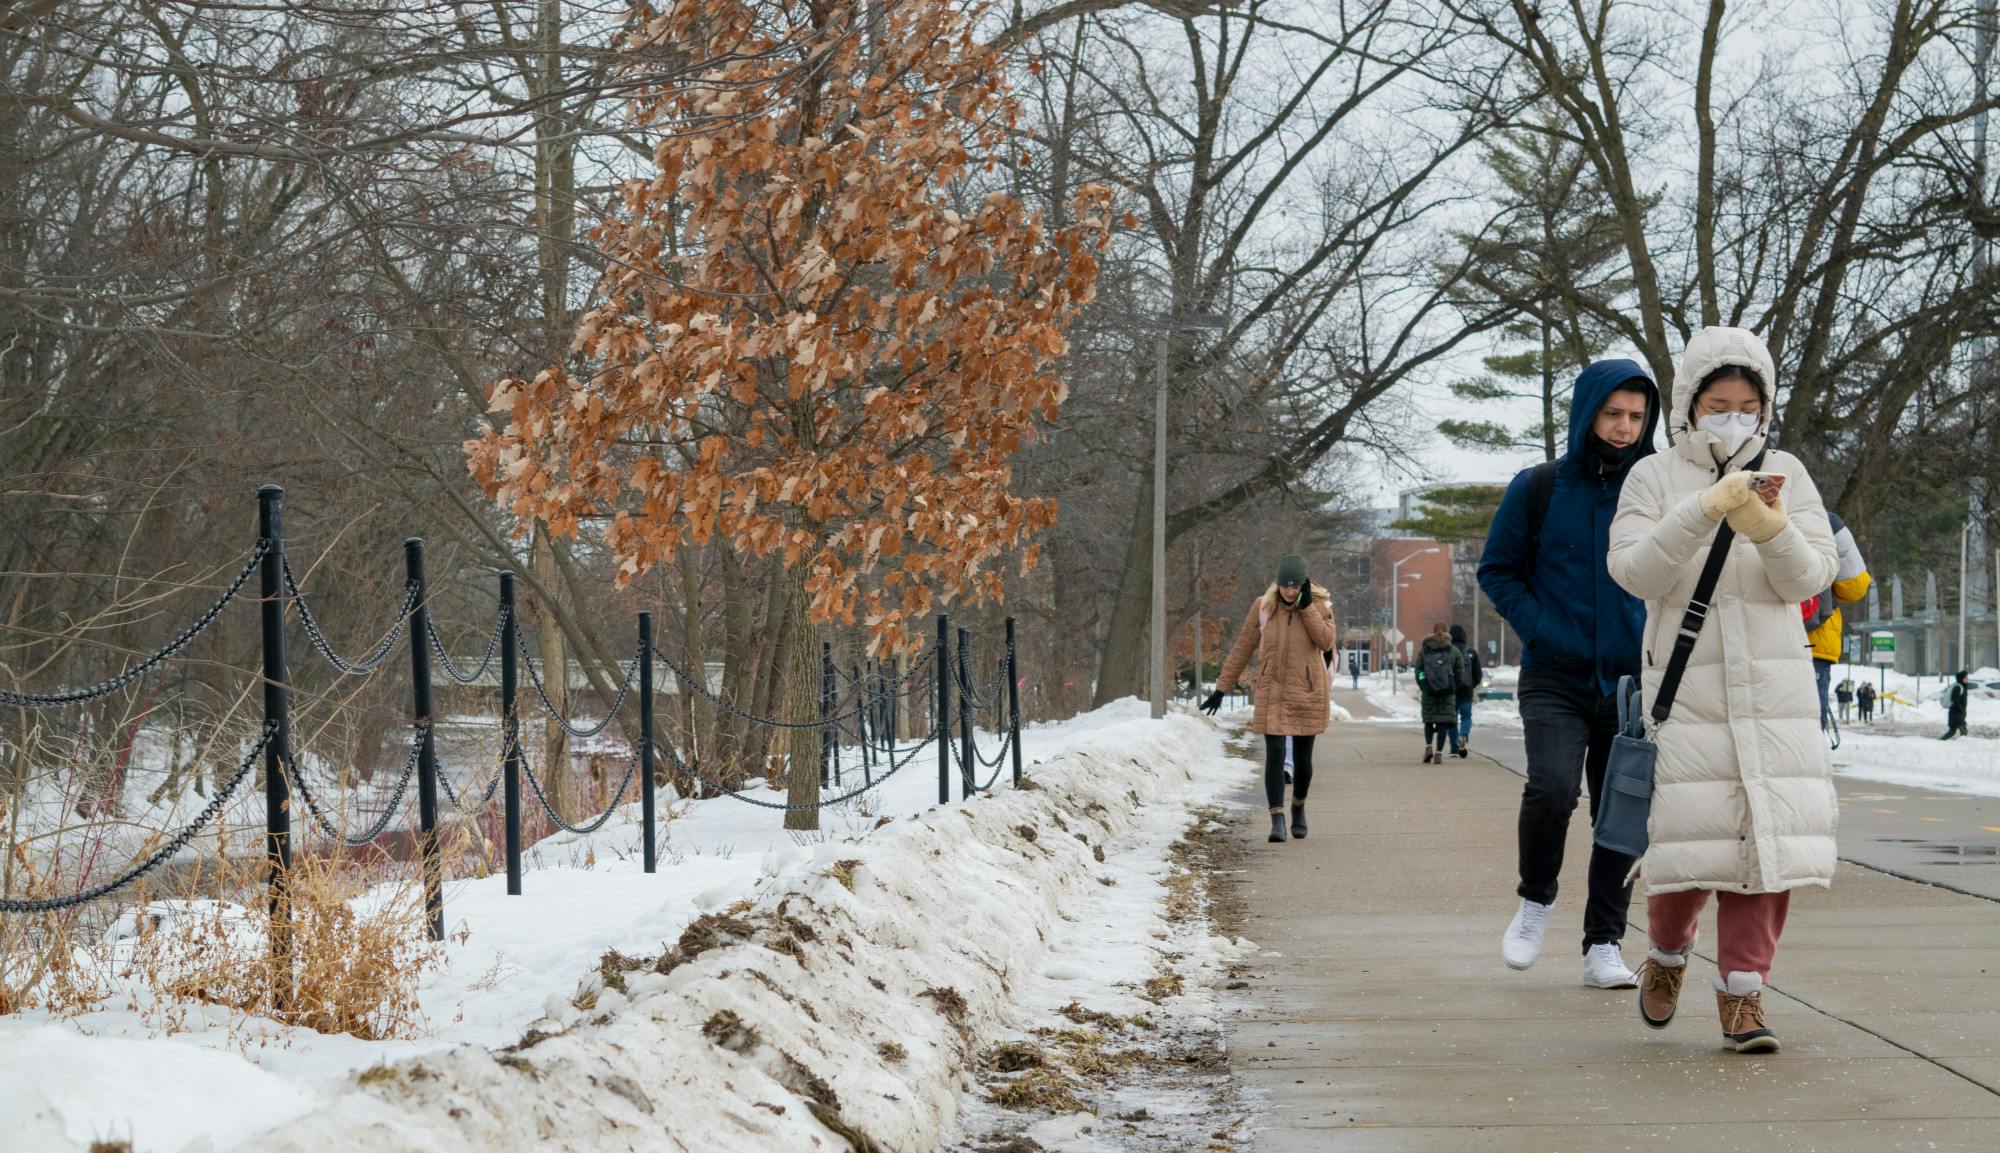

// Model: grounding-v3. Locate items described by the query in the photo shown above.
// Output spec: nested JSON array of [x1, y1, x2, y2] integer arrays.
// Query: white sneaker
[[1501, 898, 1552, 970], [1583, 942, 1639, 989]]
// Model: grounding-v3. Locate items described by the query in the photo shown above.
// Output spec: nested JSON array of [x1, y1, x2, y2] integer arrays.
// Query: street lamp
[[1959, 519, 1974, 673], [1147, 309, 1226, 720], [1389, 547, 1440, 658]]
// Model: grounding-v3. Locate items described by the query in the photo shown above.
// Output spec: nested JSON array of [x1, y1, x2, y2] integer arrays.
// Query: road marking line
[[1920, 816, 1945, 822], [1983, 826, 2000, 833], [1873, 808, 1898, 814]]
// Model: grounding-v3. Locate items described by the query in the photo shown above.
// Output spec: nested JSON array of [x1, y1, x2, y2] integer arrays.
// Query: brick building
[[1370, 537, 1453, 668]]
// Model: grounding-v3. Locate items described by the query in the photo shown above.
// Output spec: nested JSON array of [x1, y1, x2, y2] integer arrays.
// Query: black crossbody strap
[[1649, 448, 1767, 726]]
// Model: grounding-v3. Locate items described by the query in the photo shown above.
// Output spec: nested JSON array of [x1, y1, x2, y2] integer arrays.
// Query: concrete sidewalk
[[1214, 696, 2000, 1151]]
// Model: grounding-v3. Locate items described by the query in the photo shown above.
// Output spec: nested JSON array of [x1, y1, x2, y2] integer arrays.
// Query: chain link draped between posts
[[651, 646, 881, 729], [650, 721, 940, 812], [435, 746, 504, 813], [949, 723, 1014, 793], [0, 723, 278, 914], [517, 724, 642, 835], [427, 603, 510, 686], [281, 723, 426, 847], [285, 560, 418, 677], [3, 485, 1031, 939], [0, 542, 269, 708], [518, 631, 637, 738]]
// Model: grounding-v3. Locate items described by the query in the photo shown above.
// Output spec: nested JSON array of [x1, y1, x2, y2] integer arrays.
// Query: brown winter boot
[[1636, 955, 1687, 1028], [1716, 973, 1780, 1053]]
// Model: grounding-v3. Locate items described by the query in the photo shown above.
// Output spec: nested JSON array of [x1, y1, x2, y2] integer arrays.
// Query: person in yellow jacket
[[1802, 511, 1871, 729]]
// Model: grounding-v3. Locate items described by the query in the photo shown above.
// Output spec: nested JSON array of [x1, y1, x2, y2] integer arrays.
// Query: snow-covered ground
[[2, 701, 1257, 1153], [1356, 664, 2000, 800], [1355, 667, 1522, 731]]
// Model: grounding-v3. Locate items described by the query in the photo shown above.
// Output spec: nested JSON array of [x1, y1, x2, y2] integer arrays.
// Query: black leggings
[[1265, 734, 1314, 810], [1425, 721, 1458, 753]]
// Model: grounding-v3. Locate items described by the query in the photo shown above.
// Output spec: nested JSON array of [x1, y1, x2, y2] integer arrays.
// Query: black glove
[[1200, 690, 1224, 715], [1296, 583, 1313, 609]]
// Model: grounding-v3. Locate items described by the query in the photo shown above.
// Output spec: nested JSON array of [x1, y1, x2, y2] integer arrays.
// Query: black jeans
[[1516, 668, 1634, 952], [1265, 734, 1314, 810]]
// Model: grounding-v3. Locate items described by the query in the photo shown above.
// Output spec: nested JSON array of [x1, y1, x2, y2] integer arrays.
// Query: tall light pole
[[1389, 547, 1440, 658], [1961, 520, 1974, 672], [1150, 310, 1225, 719]]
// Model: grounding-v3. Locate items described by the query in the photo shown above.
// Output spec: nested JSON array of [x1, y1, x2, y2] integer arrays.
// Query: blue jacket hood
[[1565, 359, 1661, 466], [1476, 358, 1662, 695]]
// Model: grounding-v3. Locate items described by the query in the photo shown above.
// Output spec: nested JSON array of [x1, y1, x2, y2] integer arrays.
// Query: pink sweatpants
[[1646, 889, 1791, 981]]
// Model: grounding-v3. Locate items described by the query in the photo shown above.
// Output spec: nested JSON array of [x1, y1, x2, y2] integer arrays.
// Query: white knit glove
[[1698, 472, 1756, 521], [1726, 493, 1787, 544]]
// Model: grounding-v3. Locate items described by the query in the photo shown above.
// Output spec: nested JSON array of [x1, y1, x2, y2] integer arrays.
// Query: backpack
[[1420, 645, 1455, 693], [1458, 646, 1481, 689], [1523, 459, 1559, 568]]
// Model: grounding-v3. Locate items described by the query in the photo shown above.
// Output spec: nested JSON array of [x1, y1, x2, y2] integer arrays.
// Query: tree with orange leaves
[[467, 0, 1110, 826]]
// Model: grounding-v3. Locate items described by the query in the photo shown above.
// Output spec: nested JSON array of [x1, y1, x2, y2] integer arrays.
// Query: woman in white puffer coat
[[1606, 327, 1838, 1054]]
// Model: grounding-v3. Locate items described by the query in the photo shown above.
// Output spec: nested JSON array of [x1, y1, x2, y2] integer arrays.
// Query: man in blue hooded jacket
[[1478, 360, 1660, 990]]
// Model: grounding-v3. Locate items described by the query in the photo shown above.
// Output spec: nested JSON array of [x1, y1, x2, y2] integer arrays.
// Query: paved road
[[1213, 693, 2000, 1152]]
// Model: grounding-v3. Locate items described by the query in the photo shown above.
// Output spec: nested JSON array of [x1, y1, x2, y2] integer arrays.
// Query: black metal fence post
[[500, 571, 521, 896], [887, 655, 899, 753], [639, 612, 656, 873], [257, 485, 293, 1009], [853, 661, 872, 782], [1006, 617, 1024, 787], [404, 538, 443, 942], [936, 614, 950, 804], [957, 626, 976, 798]]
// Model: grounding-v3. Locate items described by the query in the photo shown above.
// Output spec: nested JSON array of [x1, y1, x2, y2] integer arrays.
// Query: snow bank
[[4, 702, 1239, 1153], [1831, 730, 2000, 797], [1357, 670, 1521, 730]]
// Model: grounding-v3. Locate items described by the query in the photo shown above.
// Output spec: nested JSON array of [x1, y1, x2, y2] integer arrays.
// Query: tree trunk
[[780, 562, 821, 831], [533, 530, 576, 821], [675, 539, 711, 793], [1091, 474, 1153, 707], [714, 546, 754, 788]]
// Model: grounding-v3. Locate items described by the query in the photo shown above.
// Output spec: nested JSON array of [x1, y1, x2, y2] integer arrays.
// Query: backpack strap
[[1649, 449, 1767, 726], [1523, 459, 1559, 566]]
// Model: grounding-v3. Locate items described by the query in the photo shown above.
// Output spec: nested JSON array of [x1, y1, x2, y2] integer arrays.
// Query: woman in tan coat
[[1201, 554, 1337, 843]]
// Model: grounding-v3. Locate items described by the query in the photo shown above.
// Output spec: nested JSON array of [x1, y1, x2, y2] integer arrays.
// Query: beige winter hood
[[1669, 326, 1778, 437]]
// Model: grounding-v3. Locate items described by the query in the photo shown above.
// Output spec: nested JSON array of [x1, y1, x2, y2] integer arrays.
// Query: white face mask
[[1695, 411, 1760, 455]]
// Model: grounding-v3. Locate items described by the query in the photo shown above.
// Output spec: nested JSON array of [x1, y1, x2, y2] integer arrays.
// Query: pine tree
[[1443, 109, 1634, 461]]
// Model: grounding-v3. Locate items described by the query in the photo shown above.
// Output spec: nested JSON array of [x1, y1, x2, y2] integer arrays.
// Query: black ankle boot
[[1268, 811, 1289, 842], [1290, 804, 1308, 838]]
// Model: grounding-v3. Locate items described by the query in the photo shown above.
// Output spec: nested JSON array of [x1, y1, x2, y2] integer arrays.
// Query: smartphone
[[1744, 471, 1787, 501]]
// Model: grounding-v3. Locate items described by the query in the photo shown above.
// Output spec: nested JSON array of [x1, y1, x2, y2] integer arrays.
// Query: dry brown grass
[[990, 1065, 1083, 1113], [118, 850, 446, 1041]]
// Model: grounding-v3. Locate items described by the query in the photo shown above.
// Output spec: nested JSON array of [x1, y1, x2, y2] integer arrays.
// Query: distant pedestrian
[[1349, 652, 1360, 691], [1609, 326, 1839, 1054], [1834, 679, 1854, 723], [1803, 513, 1871, 730], [1450, 624, 1482, 757], [1202, 554, 1337, 843], [1415, 623, 1464, 763], [1941, 671, 1970, 740], [1479, 359, 1661, 990], [1857, 681, 1876, 724]]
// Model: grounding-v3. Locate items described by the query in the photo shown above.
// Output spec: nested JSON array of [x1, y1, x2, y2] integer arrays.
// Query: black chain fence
[[3, 488, 1029, 939]]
